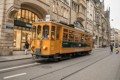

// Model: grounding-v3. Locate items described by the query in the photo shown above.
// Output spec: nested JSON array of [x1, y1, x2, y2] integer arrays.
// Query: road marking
[[3, 73, 27, 79], [0, 63, 39, 72]]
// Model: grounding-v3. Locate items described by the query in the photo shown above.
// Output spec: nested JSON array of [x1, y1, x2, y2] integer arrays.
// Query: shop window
[[43, 25, 49, 39], [17, 10, 21, 20], [26, 10, 29, 20], [29, 11, 31, 20], [32, 13, 35, 21], [21, 10, 25, 18], [35, 15, 38, 22]]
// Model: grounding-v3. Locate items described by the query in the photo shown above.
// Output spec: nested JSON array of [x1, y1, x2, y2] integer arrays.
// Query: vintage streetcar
[[30, 21, 93, 60]]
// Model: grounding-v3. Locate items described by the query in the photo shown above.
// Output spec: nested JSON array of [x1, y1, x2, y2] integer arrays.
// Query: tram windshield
[[32, 24, 50, 40], [43, 25, 49, 39]]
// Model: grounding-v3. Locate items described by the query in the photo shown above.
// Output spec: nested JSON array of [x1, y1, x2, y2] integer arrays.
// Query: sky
[[104, 0, 120, 29]]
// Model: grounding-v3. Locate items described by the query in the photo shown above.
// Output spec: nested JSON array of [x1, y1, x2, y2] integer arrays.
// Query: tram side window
[[56, 26, 60, 40], [75, 33, 79, 42], [81, 34, 84, 42], [81, 34, 87, 47], [69, 30, 74, 42], [87, 36, 90, 47], [43, 25, 49, 39], [51, 26, 55, 40], [79, 33, 81, 42], [37, 25, 41, 39], [63, 29, 68, 41]]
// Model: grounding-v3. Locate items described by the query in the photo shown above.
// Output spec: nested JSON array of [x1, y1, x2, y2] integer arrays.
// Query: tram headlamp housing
[[43, 46, 47, 50]]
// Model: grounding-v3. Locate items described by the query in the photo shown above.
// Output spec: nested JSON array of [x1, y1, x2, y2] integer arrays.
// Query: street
[[0, 48, 120, 80]]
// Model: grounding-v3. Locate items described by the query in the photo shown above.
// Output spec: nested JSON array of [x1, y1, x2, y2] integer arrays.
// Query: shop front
[[14, 9, 39, 50]]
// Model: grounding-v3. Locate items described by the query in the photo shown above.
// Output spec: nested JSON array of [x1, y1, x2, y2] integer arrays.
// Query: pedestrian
[[24, 41, 29, 55], [115, 46, 119, 54], [110, 44, 113, 52]]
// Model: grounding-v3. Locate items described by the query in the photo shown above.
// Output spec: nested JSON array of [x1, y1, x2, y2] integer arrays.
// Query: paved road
[[0, 48, 119, 80], [0, 59, 35, 69]]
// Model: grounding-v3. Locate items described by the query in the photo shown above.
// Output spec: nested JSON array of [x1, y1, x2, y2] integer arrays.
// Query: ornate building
[[90, 0, 110, 48], [0, 0, 70, 55], [70, 0, 87, 28], [0, 0, 111, 55], [111, 28, 120, 47]]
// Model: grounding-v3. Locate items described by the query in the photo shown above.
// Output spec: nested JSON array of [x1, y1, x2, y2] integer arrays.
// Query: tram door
[[50, 25, 61, 55]]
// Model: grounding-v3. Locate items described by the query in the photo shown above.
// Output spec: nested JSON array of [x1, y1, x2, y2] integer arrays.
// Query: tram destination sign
[[14, 20, 32, 28]]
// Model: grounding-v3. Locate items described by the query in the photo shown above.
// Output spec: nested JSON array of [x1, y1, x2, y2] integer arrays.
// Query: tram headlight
[[43, 46, 47, 50]]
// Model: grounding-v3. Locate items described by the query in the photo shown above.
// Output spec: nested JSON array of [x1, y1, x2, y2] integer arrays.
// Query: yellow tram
[[31, 21, 93, 59]]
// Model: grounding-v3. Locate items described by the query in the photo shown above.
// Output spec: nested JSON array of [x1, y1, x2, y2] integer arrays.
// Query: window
[[63, 29, 68, 41], [51, 26, 55, 40], [53, 2, 55, 12], [56, 26, 60, 40], [43, 25, 49, 39], [69, 30, 74, 42], [75, 32, 79, 42], [37, 25, 41, 39], [15, 9, 39, 24], [17, 10, 21, 20], [21, 10, 25, 18]]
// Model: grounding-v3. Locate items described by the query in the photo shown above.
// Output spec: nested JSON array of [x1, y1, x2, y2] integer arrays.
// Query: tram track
[[0, 48, 104, 74], [60, 54, 111, 80], [30, 50, 110, 80]]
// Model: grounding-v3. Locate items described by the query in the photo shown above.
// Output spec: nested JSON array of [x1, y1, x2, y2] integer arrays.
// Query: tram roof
[[33, 21, 91, 35]]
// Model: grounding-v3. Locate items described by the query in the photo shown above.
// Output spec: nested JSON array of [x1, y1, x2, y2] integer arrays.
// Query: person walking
[[110, 44, 113, 52], [25, 41, 29, 55], [115, 46, 119, 54]]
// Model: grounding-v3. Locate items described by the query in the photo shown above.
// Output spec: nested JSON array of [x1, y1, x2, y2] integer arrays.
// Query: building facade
[[111, 28, 120, 47], [0, 0, 111, 55], [0, 0, 70, 55], [91, 0, 110, 48], [70, 0, 87, 28]]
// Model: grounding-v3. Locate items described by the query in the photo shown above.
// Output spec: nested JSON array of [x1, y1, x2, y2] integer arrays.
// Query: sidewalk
[[0, 51, 32, 62]]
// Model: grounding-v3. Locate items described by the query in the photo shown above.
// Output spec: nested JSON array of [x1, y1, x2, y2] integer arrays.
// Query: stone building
[[0, 0, 70, 55], [86, 0, 95, 34], [111, 28, 120, 47], [70, 0, 87, 28], [91, 0, 110, 48], [0, 0, 111, 55]]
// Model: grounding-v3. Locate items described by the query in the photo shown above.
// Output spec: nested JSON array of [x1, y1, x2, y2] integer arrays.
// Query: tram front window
[[32, 26, 36, 39], [37, 25, 41, 39], [43, 25, 49, 39]]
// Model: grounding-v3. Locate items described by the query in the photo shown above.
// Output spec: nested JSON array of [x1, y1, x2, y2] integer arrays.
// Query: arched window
[[14, 9, 39, 24]]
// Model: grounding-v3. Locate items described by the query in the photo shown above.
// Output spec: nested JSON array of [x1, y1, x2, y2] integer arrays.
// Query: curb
[[0, 57, 31, 63]]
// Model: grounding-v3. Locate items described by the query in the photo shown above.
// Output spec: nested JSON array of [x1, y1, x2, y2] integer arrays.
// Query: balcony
[[77, 12, 86, 21], [79, 0, 86, 8]]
